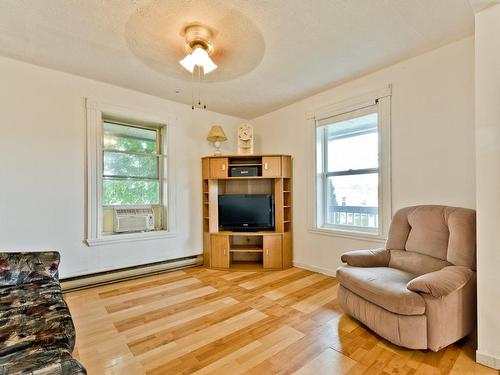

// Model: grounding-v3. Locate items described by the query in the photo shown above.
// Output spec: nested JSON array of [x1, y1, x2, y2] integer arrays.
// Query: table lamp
[[207, 125, 227, 155]]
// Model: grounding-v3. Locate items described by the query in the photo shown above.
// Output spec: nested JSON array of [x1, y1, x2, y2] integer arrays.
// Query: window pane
[[326, 173, 378, 229], [103, 122, 157, 154], [316, 127, 324, 174], [326, 113, 378, 172], [103, 178, 159, 205], [103, 151, 158, 178]]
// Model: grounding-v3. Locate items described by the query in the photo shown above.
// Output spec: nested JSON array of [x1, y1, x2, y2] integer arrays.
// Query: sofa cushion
[[0, 280, 76, 357], [389, 250, 451, 276], [338, 285, 427, 349], [336, 266, 425, 315], [0, 347, 86, 375], [406, 266, 474, 298], [0, 252, 60, 287], [341, 248, 390, 267], [405, 206, 450, 260], [386, 206, 476, 270]]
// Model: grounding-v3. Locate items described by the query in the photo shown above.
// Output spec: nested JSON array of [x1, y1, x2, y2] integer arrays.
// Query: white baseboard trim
[[61, 255, 203, 292], [476, 350, 500, 370], [293, 261, 337, 277]]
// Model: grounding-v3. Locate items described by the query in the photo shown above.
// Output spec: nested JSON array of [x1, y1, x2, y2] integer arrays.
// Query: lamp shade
[[207, 125, 227, 142]]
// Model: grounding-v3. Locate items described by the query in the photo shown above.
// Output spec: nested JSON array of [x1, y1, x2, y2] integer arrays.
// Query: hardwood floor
[[64, 267, 497, 375]]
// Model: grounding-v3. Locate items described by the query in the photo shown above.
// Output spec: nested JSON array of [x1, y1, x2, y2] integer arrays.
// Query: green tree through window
[[102, 122, 161, 205]]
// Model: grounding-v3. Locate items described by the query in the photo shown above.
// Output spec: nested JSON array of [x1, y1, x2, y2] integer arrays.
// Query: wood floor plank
[[292, 283, 339, 313], [63, 266, 497, 375], [192, 326, 304, 375], [139, 309, 268, 372], [263, 273, 327, 301], [238, 267, 306, 289], [108, 285, 218, 322], [293, 347, 357, 374], [121, 297, 239, 340], [104, 277, 201, 312]]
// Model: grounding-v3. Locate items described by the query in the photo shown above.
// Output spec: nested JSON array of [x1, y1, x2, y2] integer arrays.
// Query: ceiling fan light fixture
[[179, 46, 217, 74], [179, 24, 218, 74]]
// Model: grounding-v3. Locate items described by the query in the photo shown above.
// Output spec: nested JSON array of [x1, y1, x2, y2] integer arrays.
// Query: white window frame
[[85, 99, 177, 246], [307, 86, 392, 242]]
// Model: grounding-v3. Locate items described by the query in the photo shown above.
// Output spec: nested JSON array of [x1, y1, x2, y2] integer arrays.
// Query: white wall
[[251, 37, 475, 275], [0, 56, 243, 278], [475, 4, 500, 369]]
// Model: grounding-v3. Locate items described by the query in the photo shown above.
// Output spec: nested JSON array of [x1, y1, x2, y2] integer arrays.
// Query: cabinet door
[[263, 235, 282, 269], [209, 158, 228, 179], [211, 235, 230, 268], [262, 156, 282, 177]]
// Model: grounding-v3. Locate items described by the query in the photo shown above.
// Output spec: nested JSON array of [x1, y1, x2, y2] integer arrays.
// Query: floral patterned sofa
[[0, 252, 86, 374]]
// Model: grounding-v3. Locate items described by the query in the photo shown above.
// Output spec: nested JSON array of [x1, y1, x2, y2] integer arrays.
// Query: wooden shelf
[[228, 163, 262, 167], [230, 245, 263, 253], [230, 261, 264, 270], [217, 231, 279, 236], [216, 176, 273, 180], [202, 154, 291, 159]]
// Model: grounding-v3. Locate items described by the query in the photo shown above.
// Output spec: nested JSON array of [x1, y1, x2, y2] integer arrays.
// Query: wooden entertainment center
[[202, 154, 292, 270]]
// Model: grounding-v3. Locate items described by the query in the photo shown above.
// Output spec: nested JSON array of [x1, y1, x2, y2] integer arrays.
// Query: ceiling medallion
[[179, 24, 218, 110]]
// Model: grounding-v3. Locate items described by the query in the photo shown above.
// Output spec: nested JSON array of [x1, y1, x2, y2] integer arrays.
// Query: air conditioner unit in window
[[113, 207, 155, 233]]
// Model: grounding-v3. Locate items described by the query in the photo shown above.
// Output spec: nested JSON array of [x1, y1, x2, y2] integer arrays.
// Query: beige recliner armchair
[[336, 205, 476, 351]]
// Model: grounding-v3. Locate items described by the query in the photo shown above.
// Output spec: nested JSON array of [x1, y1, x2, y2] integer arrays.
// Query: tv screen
[[218, 194, 274, 231]]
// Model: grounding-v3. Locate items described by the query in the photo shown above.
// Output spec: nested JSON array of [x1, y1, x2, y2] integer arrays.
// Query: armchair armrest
[[407, 266, 473, 298], [0, 251, 60, 286], [340, 248, 390, 267]]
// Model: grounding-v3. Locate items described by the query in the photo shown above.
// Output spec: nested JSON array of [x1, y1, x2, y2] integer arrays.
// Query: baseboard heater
[[60, 255, 203, 292]]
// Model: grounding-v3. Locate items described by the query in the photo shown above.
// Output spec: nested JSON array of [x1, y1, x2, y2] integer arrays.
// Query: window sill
[[86, 230, 176, 247], [308, 227, 387, 243]]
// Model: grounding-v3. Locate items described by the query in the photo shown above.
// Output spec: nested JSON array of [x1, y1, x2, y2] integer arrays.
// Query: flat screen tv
[[218, 194, 274, 231]]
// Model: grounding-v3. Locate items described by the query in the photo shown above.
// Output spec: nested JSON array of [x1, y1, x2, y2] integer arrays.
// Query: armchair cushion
[[389, 250, 451, 276], [407, 266, 474, 298], [336, 266, 425, 315], [0, 252, 60, 287], [340, 248, 390, 267]]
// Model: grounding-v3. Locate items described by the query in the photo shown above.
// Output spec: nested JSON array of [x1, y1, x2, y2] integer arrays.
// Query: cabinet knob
[[222, 164, 226, 171], [264, 163, 268, 170], [223, 249, 226, 255], [266, 249, 269, 255]]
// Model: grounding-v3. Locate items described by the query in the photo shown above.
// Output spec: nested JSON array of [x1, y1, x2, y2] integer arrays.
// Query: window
[[101, 120, 166, 235], [102, 122, 162, 206], [313, 89, 391, 238], [85, 98, 174, 246]]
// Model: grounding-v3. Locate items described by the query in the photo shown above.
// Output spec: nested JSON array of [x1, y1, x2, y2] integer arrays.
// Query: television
[[218, 194, 274, 231]]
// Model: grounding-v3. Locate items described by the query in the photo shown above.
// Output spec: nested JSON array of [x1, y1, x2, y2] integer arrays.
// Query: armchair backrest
[[386, 206, 476, 271]]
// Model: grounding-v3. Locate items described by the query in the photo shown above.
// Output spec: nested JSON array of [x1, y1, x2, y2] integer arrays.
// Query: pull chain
[[191, 69, 195, 110], [191, 65, 207, 110]]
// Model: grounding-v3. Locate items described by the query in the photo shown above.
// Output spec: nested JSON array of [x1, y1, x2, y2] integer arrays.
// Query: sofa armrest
[[340, 248, 390, 267], [0, 251, 60, 286], [407, 266, 473, 298]]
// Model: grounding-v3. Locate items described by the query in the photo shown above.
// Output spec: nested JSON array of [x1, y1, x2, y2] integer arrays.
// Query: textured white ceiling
[[0, 0, 474, 119]]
